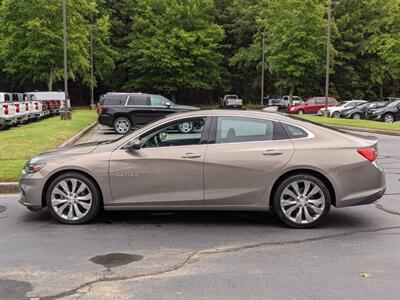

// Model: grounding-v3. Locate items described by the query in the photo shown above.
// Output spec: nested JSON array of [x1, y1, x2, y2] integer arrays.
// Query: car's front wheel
[[332, 111, 340, 118], [273, 174, 331, 228], [297, 109, 304, 115], [352, 113, 361, 120], [46, 172, 101, 224], [113, 117, 131, 134], [384, 113, 395, 124]]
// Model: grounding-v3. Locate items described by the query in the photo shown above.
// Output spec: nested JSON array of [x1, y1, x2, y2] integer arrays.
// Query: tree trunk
[[47, 70, 53, 91], [380, 82, 383, 99], [288, 85, 294, 107]]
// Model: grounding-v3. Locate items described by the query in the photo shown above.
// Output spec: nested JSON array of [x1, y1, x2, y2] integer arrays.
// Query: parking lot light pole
[[90, 29, 96, 110], [61, 0, 71, 120], [260, 32, 265, 108], [323, 0, 332, 117]]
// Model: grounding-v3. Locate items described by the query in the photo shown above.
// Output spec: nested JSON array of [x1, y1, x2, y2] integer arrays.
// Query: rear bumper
[[335, 186, 386, 208], [99, 114, 114, 127]]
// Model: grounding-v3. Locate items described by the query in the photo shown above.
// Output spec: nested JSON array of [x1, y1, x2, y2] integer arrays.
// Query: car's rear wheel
[[46, 172, 101, 224], [273, 174, 331, 228], [352, 113, 361, 120], [178, 121, 194, 133], [384, 113, 395, 124], [297, 109, 304, 115], [113, 117, 131, 134]]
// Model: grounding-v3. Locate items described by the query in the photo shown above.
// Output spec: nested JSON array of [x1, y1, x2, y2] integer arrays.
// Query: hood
[[173, 105, 201, 111], [37, 142, 99, 159]]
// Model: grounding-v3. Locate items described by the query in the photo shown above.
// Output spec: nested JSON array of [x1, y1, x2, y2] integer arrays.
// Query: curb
[[0, 121, 98, 194], [329, 125, 400, 136], [59, 121, 98, 148], [0, 182, 19, 194]]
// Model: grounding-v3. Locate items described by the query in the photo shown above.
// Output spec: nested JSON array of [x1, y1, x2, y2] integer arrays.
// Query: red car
[[287, 97, 338, 114]]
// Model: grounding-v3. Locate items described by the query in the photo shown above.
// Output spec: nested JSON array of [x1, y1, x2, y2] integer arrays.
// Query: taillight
[[98, 103, 104, 114], [3, 105, 9, 115], [15, 103, 20, 113], [358, 147, 377, 162], [25, 103, 29, 111], [35, 103, 38, 110]]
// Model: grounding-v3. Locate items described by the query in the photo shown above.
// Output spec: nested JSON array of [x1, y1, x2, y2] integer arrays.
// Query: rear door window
[[215, 117, 288, 144], [127, 95, 150, 106]]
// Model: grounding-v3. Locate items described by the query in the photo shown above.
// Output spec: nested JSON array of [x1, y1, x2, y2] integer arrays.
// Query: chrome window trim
[[116, 115, 212, 151], [116, 113, 315, 151]]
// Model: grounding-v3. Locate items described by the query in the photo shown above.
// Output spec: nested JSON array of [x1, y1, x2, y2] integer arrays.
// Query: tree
[[123, 0, 224, 99], [0, 0, 112, 92], [364, 0, 400, 97], [261, 0, 329, 101]]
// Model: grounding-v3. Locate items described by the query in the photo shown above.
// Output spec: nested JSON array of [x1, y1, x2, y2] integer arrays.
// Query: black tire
[[332, 111, 340, 118], [113, 116, 131, 134], [297, 109, 304, 115], [272, 174, 331, 229], [384, 113, 395, 124], [46, 172, 101, 224], [352, 113, 361, 120]]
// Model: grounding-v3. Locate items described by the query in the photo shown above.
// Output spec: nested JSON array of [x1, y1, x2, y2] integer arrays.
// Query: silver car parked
[[19, 110, 386, 228]]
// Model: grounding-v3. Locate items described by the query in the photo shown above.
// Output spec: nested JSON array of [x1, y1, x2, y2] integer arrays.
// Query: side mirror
[[165, 102, 171, 108], [125, 139, 141, 150]]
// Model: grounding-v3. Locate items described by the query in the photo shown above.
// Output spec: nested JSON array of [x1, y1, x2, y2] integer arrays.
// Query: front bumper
[[2, 115, 17, 125], [19, 172, 46, 210]]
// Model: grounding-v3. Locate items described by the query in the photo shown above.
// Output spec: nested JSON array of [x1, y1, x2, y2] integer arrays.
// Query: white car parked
[[0, 93, 17, 129], [318, 100, 367, 118]]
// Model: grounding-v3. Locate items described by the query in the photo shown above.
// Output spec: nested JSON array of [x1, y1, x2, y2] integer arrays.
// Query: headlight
[[290, 107, 296, 111], [23, 162, 46, 174]]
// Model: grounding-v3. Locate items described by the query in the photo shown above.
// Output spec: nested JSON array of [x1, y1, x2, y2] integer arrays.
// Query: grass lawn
[[0, 110, 97, 182], [295, 115, 400, 133]]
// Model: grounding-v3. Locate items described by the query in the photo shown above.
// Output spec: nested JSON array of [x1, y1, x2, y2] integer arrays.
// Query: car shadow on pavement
[[18, 207, 372, 230]]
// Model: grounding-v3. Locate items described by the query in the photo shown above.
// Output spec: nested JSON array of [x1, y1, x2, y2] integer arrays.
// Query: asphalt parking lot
[[0, 127, 399, 300]]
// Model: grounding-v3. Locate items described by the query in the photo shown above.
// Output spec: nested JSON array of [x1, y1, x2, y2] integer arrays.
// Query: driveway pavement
[[0, 129, 399, 300]]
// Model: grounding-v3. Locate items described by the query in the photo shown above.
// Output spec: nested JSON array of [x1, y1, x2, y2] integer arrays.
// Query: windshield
[[226, 95, 238, 99], [336, 102, 348, 107], [387, 100, 400, 107]]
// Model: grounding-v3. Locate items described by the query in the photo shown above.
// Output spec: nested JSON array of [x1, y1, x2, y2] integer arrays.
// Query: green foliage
[[262, 0, 328, 93], [123, 0, 224, 95], [0, 0, 113, 91], [0, 0, 399, 103]]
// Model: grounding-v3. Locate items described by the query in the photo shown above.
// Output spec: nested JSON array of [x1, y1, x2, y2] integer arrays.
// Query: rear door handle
[[181, 153, 202, 159], [262, 149, 283, 156]]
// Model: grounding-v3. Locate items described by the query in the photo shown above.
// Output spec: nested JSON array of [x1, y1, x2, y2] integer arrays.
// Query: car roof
[[160, 109, 297, 123]]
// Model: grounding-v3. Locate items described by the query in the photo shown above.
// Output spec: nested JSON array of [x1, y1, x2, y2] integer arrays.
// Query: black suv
[[98, 93, 200, 133]]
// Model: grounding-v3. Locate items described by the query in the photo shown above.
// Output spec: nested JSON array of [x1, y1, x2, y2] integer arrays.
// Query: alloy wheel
[[115, 119, 130, 134], [384, 114, 394, 124], [178, 122, 194, 133], [280, 180, 326, 225], [50, 178, 93, 221], [352, 113, 361, 120], [297, 110, 304, 115]]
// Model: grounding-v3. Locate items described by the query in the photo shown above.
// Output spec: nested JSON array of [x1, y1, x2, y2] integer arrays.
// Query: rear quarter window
[[283, 124, 309, 139], [104, 95, 127, 105]]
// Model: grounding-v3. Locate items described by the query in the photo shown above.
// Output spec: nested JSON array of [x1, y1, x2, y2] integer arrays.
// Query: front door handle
[[262, 149, 283, 156], [181, 153, 202, 159]]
